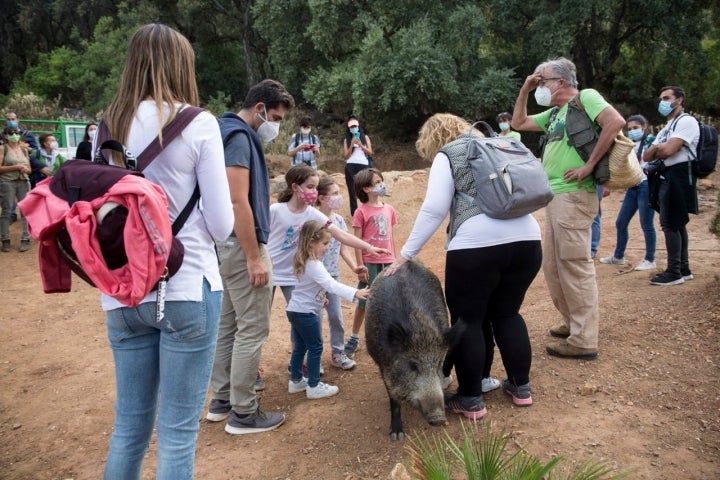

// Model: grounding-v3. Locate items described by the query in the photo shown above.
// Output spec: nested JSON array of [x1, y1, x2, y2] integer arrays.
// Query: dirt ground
[[1, 150, 719, 480]]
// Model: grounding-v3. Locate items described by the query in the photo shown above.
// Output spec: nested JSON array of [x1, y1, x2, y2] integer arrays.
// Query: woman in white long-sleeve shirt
[[96, 24, 233, 480], [384, 113, 542, 419]]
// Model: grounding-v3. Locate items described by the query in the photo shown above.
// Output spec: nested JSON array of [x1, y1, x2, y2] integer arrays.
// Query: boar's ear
[[443, 318, 466, 349], [385, 319, 412, 353]]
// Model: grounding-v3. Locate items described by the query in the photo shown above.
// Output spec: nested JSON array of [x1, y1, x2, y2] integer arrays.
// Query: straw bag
[[604, 133, 642, 189]]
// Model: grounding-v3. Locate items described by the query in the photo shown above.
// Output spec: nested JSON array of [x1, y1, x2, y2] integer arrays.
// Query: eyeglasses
[[538, 77, 561, 87]]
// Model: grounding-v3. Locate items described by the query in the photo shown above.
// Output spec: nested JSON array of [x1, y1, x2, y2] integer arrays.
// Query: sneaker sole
[[504, 389, 533, 407], [206, 411, 231, 422], [307, 390, 339, 400], [650, 277, 685, 286], [683, 274, 694, 281], [449, 405, 487, 420], [224, 416, 286, 435], [331, 363, 356, 370]]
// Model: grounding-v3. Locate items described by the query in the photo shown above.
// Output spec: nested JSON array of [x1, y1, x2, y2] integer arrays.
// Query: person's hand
[[352, 264, 368, 275], [357, 270, 369, 283], [601, 185, 611, 198], [366, 246, 391, 257], [383, 257, 409, 276], [247, 257, 270, 287], [522, 72, 542, 92], [41, 167, 52, 176], [18, 164, 30, 174], [354, 287, 370, 301], [563, 164, 593, 188]]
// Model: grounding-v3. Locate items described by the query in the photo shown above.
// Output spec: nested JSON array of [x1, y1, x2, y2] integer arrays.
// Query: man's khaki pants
[[210, 239, 273, 414], [542, 190, 600, 349]]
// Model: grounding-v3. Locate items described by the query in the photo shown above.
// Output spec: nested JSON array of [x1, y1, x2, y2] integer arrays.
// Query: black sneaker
[[344, 336, 360, 358], [681, 270, 694, 281], [444, 392, 487, 420], [650, 272, 685, 286], [224, 407, 285, 435], [502, 379, 533, 406], [206, 398, 231, 422]]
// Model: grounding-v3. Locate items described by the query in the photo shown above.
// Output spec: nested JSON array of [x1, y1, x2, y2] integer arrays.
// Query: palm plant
[[404, 422, 630, 480]]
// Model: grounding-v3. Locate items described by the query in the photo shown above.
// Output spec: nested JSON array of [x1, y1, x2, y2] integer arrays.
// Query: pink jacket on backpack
[[19, 175, 173, 307]]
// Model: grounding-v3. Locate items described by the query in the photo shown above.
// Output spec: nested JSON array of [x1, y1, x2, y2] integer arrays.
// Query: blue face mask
[[6, 120, 18, 128], [658, 101, 674, 117], [628, 129, 643, 142], [349, 127, 359, 135], [498, 122, 510, 131]]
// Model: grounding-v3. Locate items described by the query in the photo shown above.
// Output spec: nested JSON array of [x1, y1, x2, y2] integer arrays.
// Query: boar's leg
[[389, 397, 405, 441]]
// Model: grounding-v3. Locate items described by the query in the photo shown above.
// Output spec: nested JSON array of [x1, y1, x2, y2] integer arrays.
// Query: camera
[[643, 159, 665, 176]]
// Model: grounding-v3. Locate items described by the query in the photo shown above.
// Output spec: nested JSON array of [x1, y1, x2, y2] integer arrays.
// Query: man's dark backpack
[[672, 114, 718, 178], [52, 107, 203, 293]]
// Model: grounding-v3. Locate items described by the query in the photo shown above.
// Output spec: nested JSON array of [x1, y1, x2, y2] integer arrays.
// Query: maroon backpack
[[50, 106, 204, 288]]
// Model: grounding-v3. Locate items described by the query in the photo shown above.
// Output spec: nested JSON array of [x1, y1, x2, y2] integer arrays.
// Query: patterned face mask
[[298, 186, 318, 206], [327, 194, 343, 210]]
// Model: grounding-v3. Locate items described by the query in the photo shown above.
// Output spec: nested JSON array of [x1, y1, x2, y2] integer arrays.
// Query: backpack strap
[[136, 106, 205, 171]]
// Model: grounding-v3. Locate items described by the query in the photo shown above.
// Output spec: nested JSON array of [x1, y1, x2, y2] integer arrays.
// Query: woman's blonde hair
[[415, 113, 483, 161], [104, 23, 199, 165], [293, 220, 331, 276]]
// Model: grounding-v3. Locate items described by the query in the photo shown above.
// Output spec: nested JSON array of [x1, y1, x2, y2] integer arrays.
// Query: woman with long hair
[[98, 24, 233, 479], [75, 122, 97, 160]]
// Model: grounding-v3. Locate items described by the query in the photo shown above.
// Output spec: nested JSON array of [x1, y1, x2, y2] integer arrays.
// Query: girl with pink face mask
[[264, 165, 389, 380], [268, 164, 387, 304]]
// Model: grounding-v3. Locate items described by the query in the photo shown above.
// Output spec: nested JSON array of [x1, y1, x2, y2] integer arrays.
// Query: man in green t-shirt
[[511, 57, 625, 360]]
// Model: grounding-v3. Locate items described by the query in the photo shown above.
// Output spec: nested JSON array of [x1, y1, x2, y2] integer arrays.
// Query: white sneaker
[[599, 255, 625, 265], [306, 382, 339, 399], [288, 377, 308, 394], [481, 377, 501, 393], [634, 259, 657, 271], [441, 375, 453, 390], [330, 352, 356, 370]]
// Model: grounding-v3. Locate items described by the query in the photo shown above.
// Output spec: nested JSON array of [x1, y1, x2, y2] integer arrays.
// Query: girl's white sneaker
[[306, 382, 339, 399]]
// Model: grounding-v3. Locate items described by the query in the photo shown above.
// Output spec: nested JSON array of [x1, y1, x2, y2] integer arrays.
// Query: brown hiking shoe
[[546, 340, 597, 360], [549, 323, 570, 338]]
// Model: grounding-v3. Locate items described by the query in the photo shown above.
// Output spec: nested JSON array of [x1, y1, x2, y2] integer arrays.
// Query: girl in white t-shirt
[[286, 220, 369, 399]]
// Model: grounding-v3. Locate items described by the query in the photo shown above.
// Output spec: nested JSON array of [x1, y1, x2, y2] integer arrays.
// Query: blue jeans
[[613, 181, 656, 261], [104, 279, 220, 480], [287, 311, 323, 387], [590, 187, 603, 257]]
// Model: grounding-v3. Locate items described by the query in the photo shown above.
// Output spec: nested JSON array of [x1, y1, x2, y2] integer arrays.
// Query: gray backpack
[[443, 121, 553, 220]]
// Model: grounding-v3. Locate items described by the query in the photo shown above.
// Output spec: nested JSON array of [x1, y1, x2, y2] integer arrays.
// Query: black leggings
[[344, 162, 371, 216], [444, 240, 542, 396]]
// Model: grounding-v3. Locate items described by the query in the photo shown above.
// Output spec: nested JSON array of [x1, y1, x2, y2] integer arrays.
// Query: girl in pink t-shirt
[[344, 168, 397, 358]]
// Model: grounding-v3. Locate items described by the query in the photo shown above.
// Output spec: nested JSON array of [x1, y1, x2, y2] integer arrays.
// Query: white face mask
[[534, 86, 553, 107], [50, 141, 59, 150], [300, 127, 311, 135], [88, 129, 97, 140], [257, 107, 280, 142]]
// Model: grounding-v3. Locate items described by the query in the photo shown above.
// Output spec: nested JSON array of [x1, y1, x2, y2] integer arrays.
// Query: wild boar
[[365, 260, 458, 441]]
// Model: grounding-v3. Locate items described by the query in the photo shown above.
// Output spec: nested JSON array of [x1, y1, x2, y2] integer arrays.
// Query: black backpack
[[671, 114, 718, 178]]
